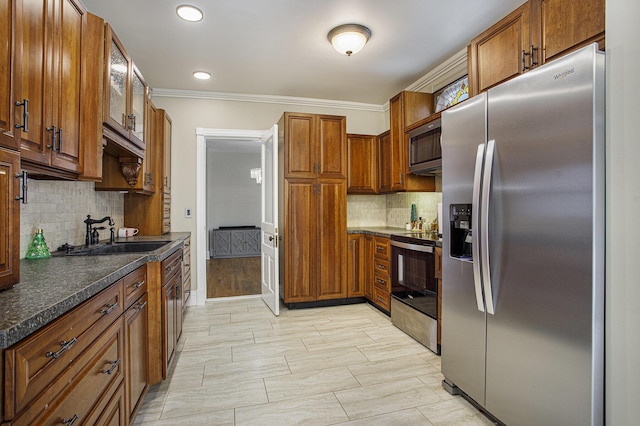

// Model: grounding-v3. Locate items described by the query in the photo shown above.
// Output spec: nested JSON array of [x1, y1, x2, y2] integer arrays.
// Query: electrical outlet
[[185, 208, 192, 218]]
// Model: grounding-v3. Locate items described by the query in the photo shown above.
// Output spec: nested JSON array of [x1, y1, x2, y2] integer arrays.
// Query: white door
[[260, 124, 279, 315]]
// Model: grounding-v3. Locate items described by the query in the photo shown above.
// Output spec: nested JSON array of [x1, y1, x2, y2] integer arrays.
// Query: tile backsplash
[[20, 180, 124, 258], [347, 191, 442, 229]]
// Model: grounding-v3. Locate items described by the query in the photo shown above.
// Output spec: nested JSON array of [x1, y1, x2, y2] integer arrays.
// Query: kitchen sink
[[53, 241, 170, 256]]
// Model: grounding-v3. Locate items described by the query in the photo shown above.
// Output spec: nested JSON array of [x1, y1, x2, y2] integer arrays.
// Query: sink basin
[[53, 241, 170, 256]]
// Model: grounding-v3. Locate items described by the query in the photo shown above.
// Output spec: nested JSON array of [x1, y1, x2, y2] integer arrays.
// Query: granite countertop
[[0, 232, 190, 349], [347, 227, 443, 247]]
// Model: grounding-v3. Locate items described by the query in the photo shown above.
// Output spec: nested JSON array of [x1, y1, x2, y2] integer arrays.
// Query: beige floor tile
[[285, 346, 368, 373], [203, 356, 290, 385], [254, 325, 322, 344], [234, 392, 350, 426], [135, 409, 234, 425], [232, 338, 308, 362], [173, 345, 232, 369], [181, 331, 255, 351], [161, 379, 267, 419], [333, 407, 435, 425], [163, 365, 204, 392], [301, 330, 376, 352], [418, 398, 494, 425], [334, 377, 442, 420], [347, 354, 440, 386], [356, 339, 432, 362], [264, 366, 361, 402]]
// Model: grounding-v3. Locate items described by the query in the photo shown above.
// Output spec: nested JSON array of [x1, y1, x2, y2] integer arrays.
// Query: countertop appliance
[[408, 118, 441, 175], [390, 233, 439, 354], [440, 44, 604, 426]]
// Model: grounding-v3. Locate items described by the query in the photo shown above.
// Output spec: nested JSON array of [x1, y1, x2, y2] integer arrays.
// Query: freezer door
[[440, 93, 488, 405], [484, 45, 604, 425]]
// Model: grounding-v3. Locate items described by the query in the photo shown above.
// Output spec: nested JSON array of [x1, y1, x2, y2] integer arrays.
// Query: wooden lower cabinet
[[347, 234, 364, 297], [125, 293, 148, 421], [161, 249, 183, 379], [2, 265, 149, 425], [370, 237, 391, 312], [362, 235, 374, 299], [282, 179, 347, 303]]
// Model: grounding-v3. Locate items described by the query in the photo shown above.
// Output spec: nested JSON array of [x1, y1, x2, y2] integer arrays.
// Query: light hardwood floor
[[133, 297, 492, 425]]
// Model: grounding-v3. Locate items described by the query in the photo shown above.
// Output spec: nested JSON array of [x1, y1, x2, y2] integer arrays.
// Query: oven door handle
[[390, 240, 434, 253]]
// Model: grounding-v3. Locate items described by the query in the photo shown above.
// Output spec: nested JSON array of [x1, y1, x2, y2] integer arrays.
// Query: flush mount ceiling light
[[176, 4, 203, 22], [193, 71, 211, 80], [327, 24, 371, 56]]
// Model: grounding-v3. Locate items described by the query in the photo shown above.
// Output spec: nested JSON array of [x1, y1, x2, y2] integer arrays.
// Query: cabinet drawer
[[5, 281, 124, 418], [372, 284, 390, 312], [12, 318, 125, 426], [374, 237, 390, 260], [373, 258, 390, 276], [162, 250, 182, 282], [123, 265, 147, 309], [373, 272, 390, 291]]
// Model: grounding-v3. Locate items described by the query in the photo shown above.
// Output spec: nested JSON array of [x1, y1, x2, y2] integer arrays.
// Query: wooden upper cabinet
[[469, 0, 605, 96], [159, 109, 172, 193], [469, 2, 531, 96], [282, 112, 346, 180], [0, 147, 20, 290], [17, 0, 86, 176], [533, 0, 605, 64], [0, 0, 21, 150], [388, 91, 435, 192], [378, 130, 392, 193], [347, 133, 378, 194], [103, 24, 146, 150]]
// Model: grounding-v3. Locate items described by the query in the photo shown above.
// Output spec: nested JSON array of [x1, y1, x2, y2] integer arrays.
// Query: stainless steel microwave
[[408, 118, 442, 175]]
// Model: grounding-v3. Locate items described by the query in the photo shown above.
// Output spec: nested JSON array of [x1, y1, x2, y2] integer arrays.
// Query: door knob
[[268, 236, 274, 241]]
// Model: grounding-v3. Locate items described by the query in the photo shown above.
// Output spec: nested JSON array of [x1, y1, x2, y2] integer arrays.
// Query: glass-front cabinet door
[[104, 25, 130, 138], [130, 65, 146, 147]]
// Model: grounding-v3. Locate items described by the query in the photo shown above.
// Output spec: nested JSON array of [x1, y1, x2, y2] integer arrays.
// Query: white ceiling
[[81, 0, 524, 105]]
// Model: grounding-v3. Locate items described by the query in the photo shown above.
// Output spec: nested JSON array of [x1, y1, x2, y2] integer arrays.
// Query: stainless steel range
[[390, 232, 440, 354]]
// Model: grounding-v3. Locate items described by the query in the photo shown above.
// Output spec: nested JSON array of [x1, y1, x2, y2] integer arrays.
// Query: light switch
[[185, 208, 192, 218]]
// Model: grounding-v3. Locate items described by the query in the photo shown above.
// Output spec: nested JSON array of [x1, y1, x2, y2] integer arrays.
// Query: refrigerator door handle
[[482, 139, 496, 315], [472, 144, 486, 312]]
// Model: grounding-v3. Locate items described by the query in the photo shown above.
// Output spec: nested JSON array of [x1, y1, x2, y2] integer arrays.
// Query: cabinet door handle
[[15, 171, 28, 204], [46, 125, 57, 150], [122, 113, 127, 128], [15, 99, 28, 132], [100, 302, 119, 315], [62, 414, 79, 425], [46, 337, 77, 359], [57, 128, 63, 152], [132, 280, 145, 289], [102, 358, 121, 375], [135, 300, 148, 311], [529, 45, 538, 68]]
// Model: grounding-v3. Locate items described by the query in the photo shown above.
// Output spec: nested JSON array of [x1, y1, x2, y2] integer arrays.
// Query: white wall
[[206, 150, 261, 230], [605, 0, 640, 424]]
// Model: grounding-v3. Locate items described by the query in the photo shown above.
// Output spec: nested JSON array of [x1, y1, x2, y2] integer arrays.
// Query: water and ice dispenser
[[449, 204, 473, 260]]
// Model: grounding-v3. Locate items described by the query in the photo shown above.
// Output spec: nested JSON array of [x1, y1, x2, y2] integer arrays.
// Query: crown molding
[[406, 47, 468, 94], [151, 88, 385, 113]]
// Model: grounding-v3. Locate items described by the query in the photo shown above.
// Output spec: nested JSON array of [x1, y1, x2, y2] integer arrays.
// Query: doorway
[[202, 130, 263, 299]]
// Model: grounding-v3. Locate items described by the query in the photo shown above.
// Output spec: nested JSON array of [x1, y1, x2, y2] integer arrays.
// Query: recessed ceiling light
[[193, 71, 211, 80], [176, 5, 203, 22]]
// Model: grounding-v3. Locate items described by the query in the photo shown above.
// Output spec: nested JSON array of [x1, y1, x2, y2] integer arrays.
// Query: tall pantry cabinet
[[278, 112, 348, 304]]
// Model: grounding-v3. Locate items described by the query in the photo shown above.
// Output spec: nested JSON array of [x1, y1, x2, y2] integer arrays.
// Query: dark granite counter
[[0, 232, 190, 349], [347, 227, 442, 247]]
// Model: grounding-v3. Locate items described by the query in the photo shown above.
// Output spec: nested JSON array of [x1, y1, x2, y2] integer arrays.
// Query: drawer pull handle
[[376, 247, 384, 252], [376, 264, 386, 270], [102, 358, 121, 375], [62, 414, 79, 425], [166, 265, 173, 272], [376, 278, 386, 285], [135, 300, 148, 311], [376, 296, 384, 302], [46, 338, 77, 359], [132, 280, 145, 289], [100, 302, 119, 315]]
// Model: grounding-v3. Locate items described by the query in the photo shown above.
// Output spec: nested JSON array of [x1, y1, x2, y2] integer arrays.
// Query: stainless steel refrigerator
[[440, 44, 604, 426]]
